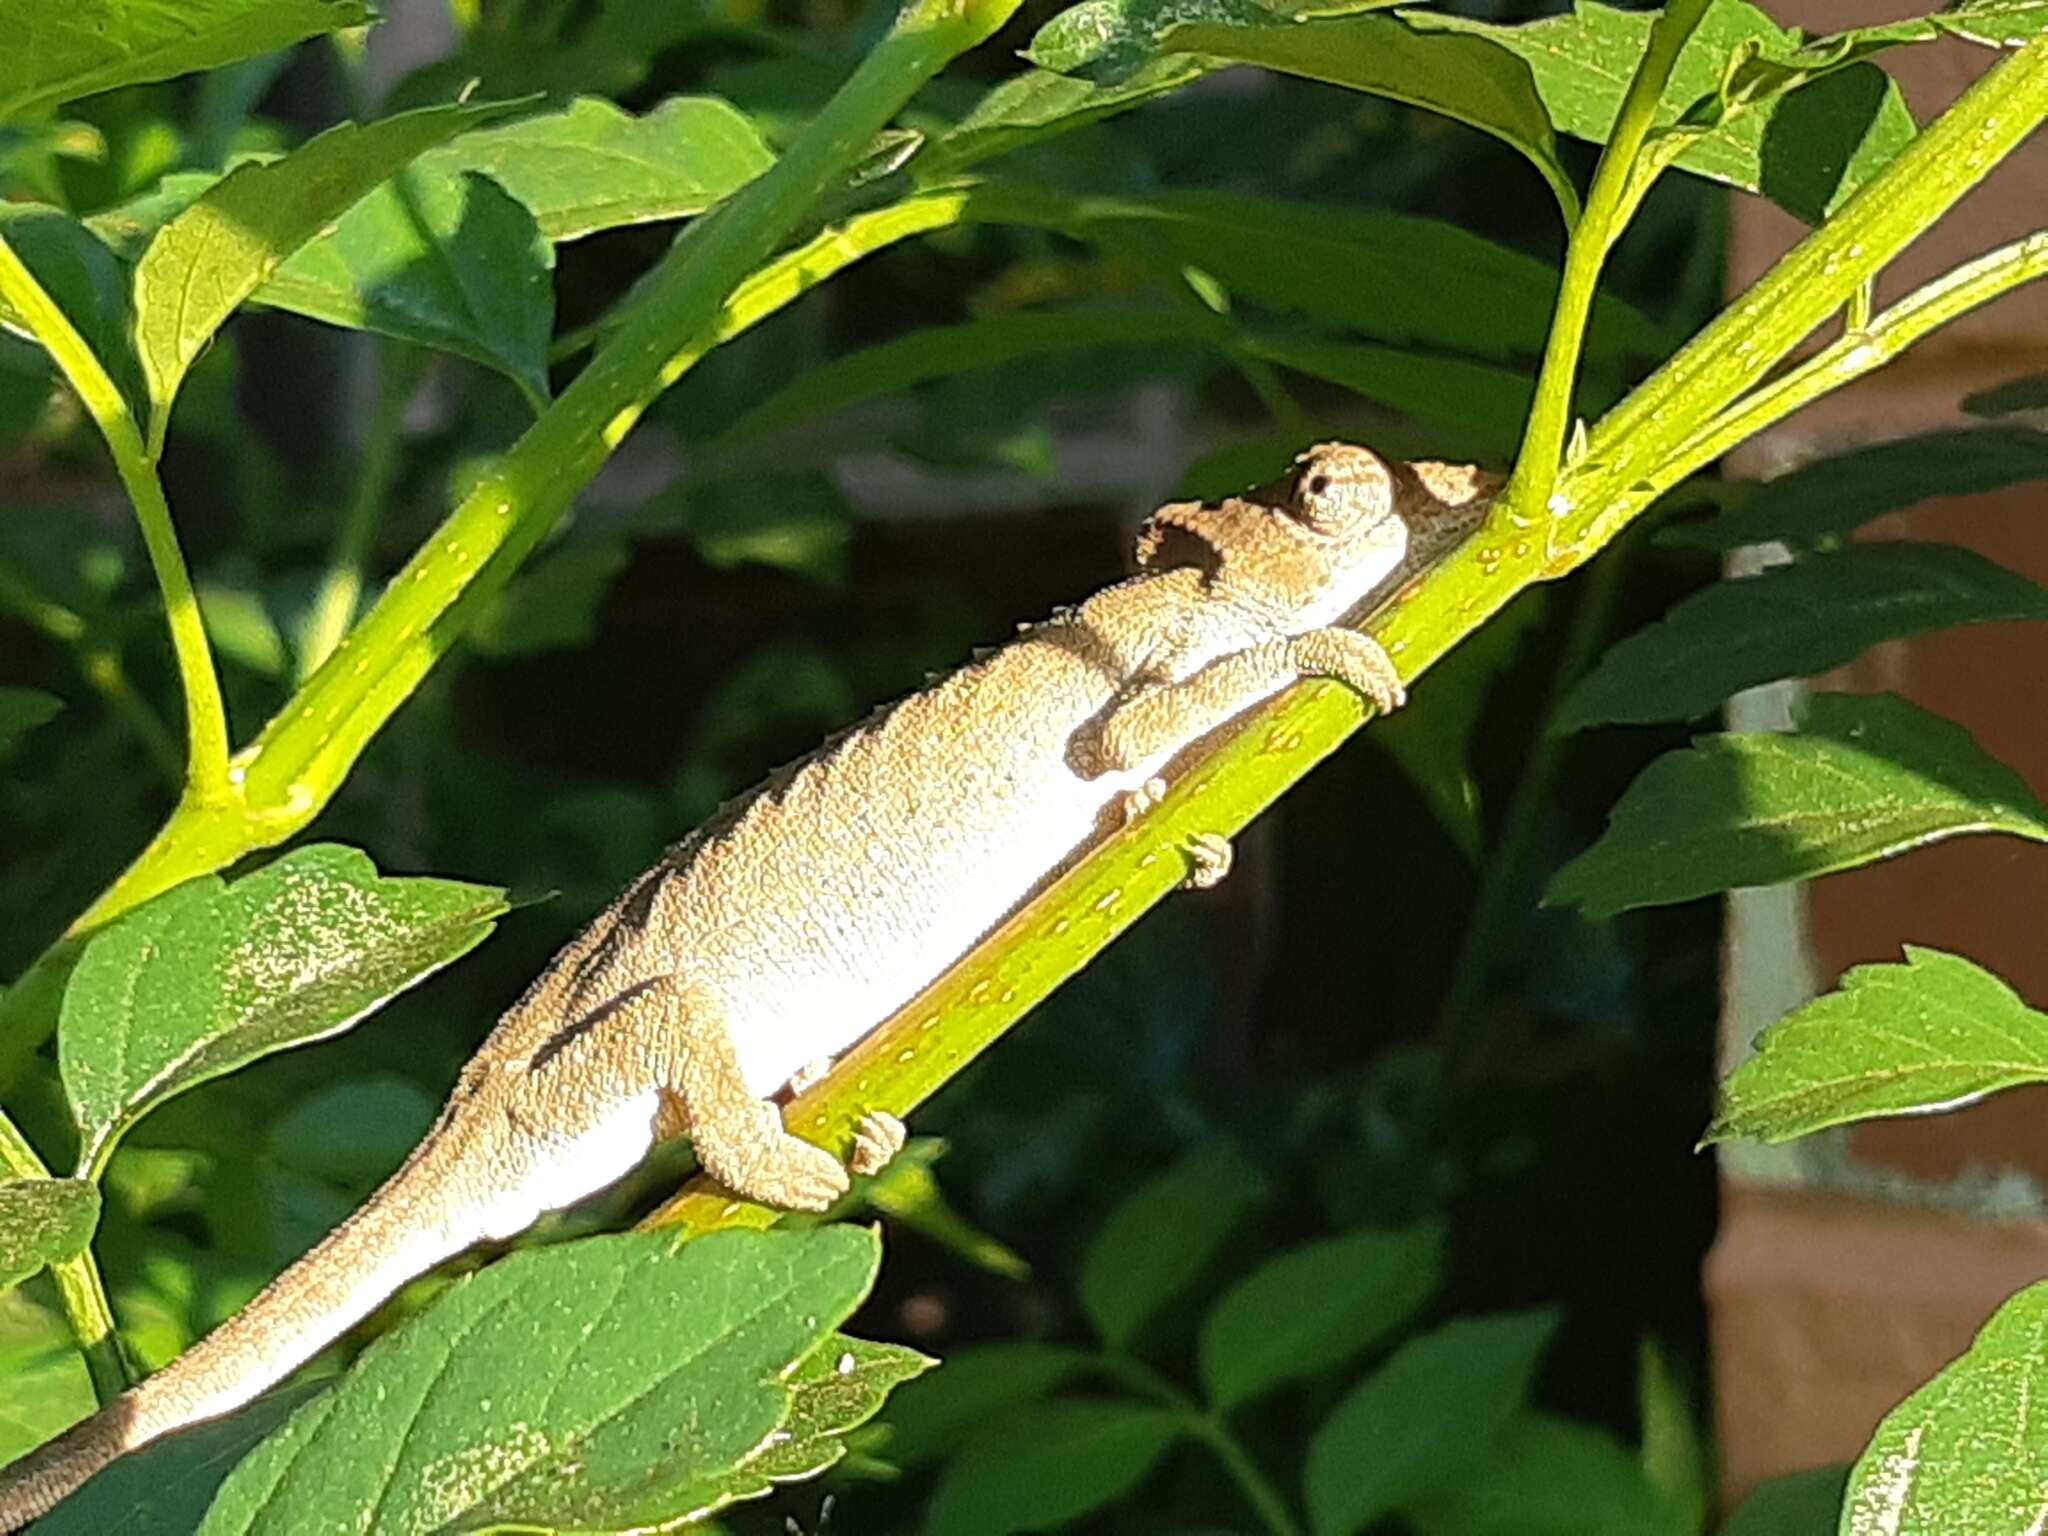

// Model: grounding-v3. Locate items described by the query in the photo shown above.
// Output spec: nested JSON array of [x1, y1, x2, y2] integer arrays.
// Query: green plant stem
[[1100, 1354, 1302, 1536], [646, 32, 2048, 1244], [1505, 0, 1711, 518], [28, 0, 1020, 952], [1434, 533, 1630, 1064], [1655, 228, 2048, 490], [0, 1109, 129, 1405], [0, 236, 230, 801]]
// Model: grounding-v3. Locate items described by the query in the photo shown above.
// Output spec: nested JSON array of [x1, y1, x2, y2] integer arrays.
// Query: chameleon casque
[[0, 441, 1494, 1528]]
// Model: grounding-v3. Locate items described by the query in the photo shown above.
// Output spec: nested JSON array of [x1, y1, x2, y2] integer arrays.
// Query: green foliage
[[58, 845, 508, 1175], [1841, 1281, 2048, 1533], [0, 1179, 99, 1290], [1708, 947, 2048, 1144], [1556, 543, 2048, 728], [1549, 693, 2048, 918], [1303, 1310, 1557, 1536], [0, 0, 2045, 1528]]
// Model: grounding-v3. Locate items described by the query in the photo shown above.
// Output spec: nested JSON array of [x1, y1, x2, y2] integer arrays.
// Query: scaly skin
[[0, 442, 1493, 1529]]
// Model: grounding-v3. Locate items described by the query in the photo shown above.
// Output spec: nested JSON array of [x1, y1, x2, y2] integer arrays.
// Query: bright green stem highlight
[[0, 1110, 129, 1406], [1505, 0, 1711, 521], [0, 235, 230, 800]]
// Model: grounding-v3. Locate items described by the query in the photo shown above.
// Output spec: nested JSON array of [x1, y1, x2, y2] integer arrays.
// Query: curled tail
[[0, 1122, 493, 1531]]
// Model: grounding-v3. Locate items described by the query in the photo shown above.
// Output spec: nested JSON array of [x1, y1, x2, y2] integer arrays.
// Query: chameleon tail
[[0, 1119, 493, 1531]]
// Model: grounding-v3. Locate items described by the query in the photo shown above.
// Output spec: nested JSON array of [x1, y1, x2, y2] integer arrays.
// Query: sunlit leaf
[[1548, 693, 2048, 918], [1842, 1281, 2048, 1535], [1708, 947, 2048, 1144], [0, 1179, 99, 1291], [133, 101, 516, 427], [58, 844, 508, 1175], [0, 0, 370, 122], [200, 1228, 884, 1533]]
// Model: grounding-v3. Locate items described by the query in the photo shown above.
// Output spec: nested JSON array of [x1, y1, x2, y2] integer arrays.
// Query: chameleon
[[0, 441, 1493, 1528]]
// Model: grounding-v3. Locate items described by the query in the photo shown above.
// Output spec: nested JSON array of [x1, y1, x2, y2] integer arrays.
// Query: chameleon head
[[1269, 442, 1413, 627]]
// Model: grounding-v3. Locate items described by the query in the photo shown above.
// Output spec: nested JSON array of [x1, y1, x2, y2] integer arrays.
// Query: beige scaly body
[[0, 443, 1493, 1528]]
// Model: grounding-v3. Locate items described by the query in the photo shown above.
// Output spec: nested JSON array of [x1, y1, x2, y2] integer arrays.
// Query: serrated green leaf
[[1303, 1310, 1558, 1536], [1411, 0, 1916, 223], [0, 204, 138, 411], [58, 844, 509, 1175], [199, 1227, 882, 1534], [1664, 428, 2048, 552], [1079, 1141, 1268, 1348], [725, 1335, 935, 1486], [1708, 947, 2048, 1144], [0, 687, 62, 750], [1157, 12, 1578, 221], [1558, 544, 2048, 730], [133, 102, 517, 430], [1408, 1413, 1687, 1536], [33, 1386, 321, 1536], [1717, 1465, 1847, 1535], [1548, 693, 2048, 919], [924, 1400, 1185, 1536], [881, 1342, 1097, 1467], [1842, 1280, 2048, 1535], [0, 0, 371, 122], [255, 166, 554, 404], [414, 95, 774, 242], [0, 1178, 99, 1291], [1198, 1223, 1444, 1412]]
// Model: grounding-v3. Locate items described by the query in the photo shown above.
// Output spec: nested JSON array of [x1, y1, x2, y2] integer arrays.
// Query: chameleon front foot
[[1182, 832, 1233, 889], [694, 1098, 851, 1213], [850, 1111, 907, 1177], [1120, 777, 1170, 824]]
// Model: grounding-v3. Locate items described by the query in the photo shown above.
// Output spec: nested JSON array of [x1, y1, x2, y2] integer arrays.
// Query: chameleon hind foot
[[850, 1111, 907, 1177]]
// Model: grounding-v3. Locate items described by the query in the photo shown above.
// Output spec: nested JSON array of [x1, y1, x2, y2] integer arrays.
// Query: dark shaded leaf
[[256, 168, 554, 403], [1303, 1310, 1558, 1536], [1558, 543, 2048, 730], [1408, 1413, 1687, 1536], [0, 204, 139, 411], [0, 688, 63, 750], [33, 1386, 321, 1536], [1547, 693, 2048, 918], [1664, 428, 2048, 552], [1079, 1141, 1268, 1348], [470, 538, 631, 657], [925, 1400, 1184, 1536], [1199, 1223, 1445, 1412], [881, 1342, 1097, 1467], [1717, 1466, 1847, 1535]]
